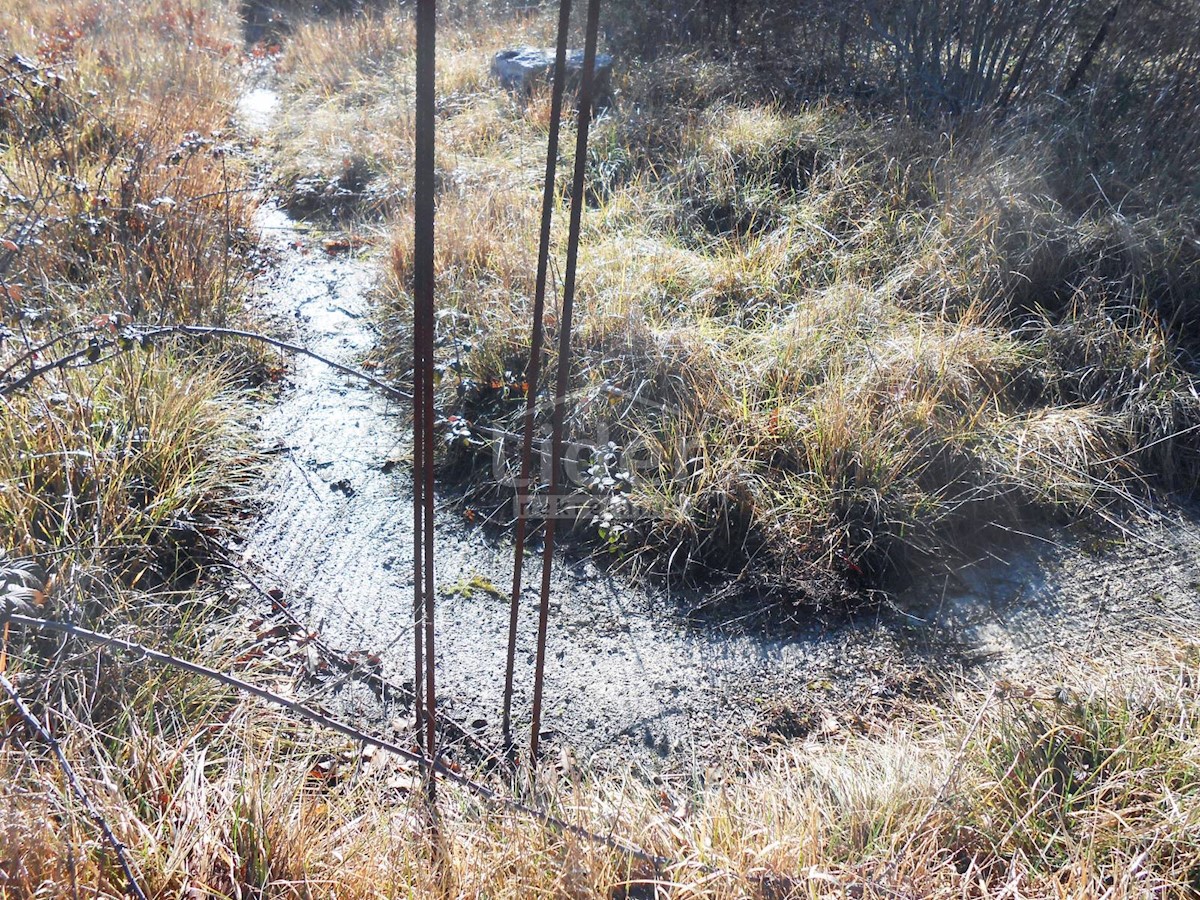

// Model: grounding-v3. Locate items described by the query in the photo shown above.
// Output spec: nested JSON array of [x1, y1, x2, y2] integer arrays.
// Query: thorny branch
[[204, 543, 500, 766], [0, 322, 411, 399], [0, 321, 602, 455]]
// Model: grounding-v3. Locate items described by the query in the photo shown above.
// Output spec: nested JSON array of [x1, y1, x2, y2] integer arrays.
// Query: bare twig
[[205, 544, 500, 766], [0, 323, 412, 399], [0, 327, 90, 386], [1, 321, 610, 458]]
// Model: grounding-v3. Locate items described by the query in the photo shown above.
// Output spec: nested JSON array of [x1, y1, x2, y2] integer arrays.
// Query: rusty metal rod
[[414, 0, 438, 776], [412, 265, 426, 756], [530, 0, 604, 764], [503, 0, 574, 747]]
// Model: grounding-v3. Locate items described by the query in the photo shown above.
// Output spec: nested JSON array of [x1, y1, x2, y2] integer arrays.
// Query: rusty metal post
[[413, 0, 438, 781], [503, 0, 574, 748], [530, 0, 604, 764]]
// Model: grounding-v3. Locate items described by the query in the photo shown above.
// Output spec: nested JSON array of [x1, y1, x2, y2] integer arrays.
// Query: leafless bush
[[602, 0, 1200, 127], [861, 0, 1083, 112]]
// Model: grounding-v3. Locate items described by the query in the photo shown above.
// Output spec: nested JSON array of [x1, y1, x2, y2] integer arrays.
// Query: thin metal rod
[[412, 275, 427, 756], [0, 671, 150, 900], [414, 0, 439, 777], [530, 0, 603, 764], [503, 0, 574, 747]]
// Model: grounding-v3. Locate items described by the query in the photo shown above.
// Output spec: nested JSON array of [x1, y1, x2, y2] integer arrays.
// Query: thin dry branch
[[204, 542, 500, 766], [0, 322, 602, 455]]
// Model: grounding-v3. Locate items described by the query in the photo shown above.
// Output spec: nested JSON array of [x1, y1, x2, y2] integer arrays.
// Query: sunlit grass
[[3, 1, 1200, 897], [270, 4, 1200, 596], [7, 626, 1200, 898], [0, 1, 264, 890]]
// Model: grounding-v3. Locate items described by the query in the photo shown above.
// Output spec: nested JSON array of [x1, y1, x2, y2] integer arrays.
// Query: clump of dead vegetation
[[7, 601, 1200, 898], [1, 0, 259, 589], [1, 0, 262, 884]]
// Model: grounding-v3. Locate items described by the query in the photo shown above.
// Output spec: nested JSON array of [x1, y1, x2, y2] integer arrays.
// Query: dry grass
[[1, 0, 259, 574], [5, 3, 1200, 898], [269, 6, 551, 218], [262, 4, 1200, 599], [1, 352, 252, 592], [7, 623, 1200, 898], [0, 0, 255, 325], [1, 0, 265, 889]]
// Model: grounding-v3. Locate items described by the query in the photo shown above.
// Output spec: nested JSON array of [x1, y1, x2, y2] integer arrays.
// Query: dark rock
[[490, 47, 614, 104], [240, 0, 291, 46]]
